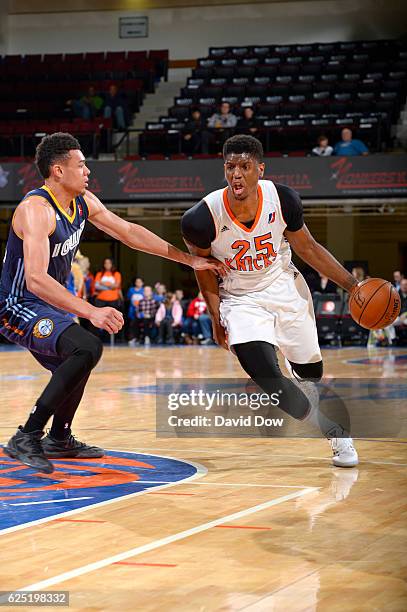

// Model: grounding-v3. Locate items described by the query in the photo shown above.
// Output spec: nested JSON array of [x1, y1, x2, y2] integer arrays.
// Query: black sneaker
[[3, 426, 54, 474], [41, 431, 104, 458]]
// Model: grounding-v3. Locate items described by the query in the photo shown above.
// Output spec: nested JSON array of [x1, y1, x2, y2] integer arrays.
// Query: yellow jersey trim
[[42, 185, 77, 224]]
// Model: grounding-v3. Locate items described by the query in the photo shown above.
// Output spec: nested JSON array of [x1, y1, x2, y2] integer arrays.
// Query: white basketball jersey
[[205, 180, 292, 296]]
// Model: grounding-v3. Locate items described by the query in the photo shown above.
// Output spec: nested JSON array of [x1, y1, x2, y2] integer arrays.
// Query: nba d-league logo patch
[[33, 318, 54, 339]]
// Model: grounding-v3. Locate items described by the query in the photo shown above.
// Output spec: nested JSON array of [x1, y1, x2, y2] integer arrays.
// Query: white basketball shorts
[[219, 268, 322, 364]]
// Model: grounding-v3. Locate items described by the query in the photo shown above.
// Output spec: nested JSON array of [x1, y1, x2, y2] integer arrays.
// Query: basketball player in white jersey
[[182, 135, 359, 467]]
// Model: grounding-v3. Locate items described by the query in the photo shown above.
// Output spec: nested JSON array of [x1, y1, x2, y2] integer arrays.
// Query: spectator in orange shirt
[[94, 258, 123, 309]]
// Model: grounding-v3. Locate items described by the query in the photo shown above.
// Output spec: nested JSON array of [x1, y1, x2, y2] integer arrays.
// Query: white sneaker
[[329, 437, 359, 468]]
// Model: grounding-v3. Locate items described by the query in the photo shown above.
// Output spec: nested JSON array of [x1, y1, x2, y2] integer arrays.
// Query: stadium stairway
[[118, 68, 191, 156]]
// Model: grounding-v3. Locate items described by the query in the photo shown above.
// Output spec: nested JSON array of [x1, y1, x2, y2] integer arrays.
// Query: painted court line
[[137, 480, 311, 489], [133, 447, 407, 467], [55, 519, 106, 524], [9, 497, 92, 507], [216, 525, 272, 530], [114, 562, 177, 568], [18, 487, 317, 592]]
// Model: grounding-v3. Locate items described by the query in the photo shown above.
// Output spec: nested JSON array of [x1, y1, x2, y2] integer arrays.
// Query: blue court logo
[[0, 449, 199, 533]]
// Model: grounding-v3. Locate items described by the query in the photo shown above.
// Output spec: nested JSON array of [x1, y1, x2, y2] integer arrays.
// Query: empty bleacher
[[0, 49, 169, 158], [140, 39, 407, 156]]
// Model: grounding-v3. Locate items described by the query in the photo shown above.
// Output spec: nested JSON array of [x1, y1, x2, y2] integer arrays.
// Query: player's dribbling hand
[[90, 307, 124, 334], [189, 255, 229, 277], [212, 321, 229, 351]]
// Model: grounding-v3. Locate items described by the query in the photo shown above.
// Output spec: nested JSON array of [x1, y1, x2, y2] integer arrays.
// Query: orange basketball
[[349, 278, 401, 330]]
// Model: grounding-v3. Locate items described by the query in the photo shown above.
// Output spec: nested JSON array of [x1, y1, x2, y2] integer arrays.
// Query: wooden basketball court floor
[[0, 343, 406, 611]]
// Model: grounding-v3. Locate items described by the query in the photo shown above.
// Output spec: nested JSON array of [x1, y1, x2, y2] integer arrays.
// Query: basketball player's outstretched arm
[[85, 191, 225, 273], [16, 198, 124, 333], [285, 225, 358, 292]]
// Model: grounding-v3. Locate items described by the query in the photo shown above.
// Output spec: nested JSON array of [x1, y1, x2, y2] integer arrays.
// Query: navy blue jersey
[[0, 186, 89, 305]]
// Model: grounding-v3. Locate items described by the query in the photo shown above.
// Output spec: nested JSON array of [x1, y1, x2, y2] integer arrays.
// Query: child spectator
[[182, 292, 212, 344], [153, 283, 167, 304], [312, 135, 333, 157], [127, 277, 144, 319], [155, 292, 183, 345], [136, 285, 158, 346]]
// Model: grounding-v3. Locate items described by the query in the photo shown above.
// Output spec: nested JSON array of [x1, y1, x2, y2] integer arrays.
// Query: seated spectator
[[182, 292, 212, 345], [313, 272, 337, 294], [72, 86, 104, 120], [207, 101, 238, 129], [312, 135, 333, 157], [135, 285, 158, 346], [153, 283, 167, 304], [352, 266, 366, 283], [398, 278, 407, 313], [182, 108, 210, 155], [175, 289, 189, 319], [155, 292, 183, 345], [127, 277, 144, 343], [103, 84, 130, 131], [395, 277, 407, 336], [237, 106, 258, 135], [373, 277, 407, 347], [127, 277, 144, 316], [393, 270, 404, 291], [65, 269, 79, 323], [71, 252, 85, 299], [334, 128, 368, 156], [74, 252, 94, 302], [207, 102, 237, 153]]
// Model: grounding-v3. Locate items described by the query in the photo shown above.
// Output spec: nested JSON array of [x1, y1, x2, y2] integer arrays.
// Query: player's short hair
[[223, 135, 263, 163], [35, 132, 81, 178]]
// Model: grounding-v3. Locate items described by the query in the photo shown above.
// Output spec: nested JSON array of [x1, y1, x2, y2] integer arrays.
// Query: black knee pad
[[57, 324, 103, 370], [233, 341, 282, 379], [290, 360, 323, 382], [233, 341, 310, 420], [85, 334, 103, 369]]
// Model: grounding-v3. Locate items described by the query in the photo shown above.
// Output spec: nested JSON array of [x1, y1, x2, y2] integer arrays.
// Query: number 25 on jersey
[[226, 232, 277, 271]]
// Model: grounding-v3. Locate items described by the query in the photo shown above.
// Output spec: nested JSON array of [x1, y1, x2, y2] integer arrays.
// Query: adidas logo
[[221, 225, 230, 232], [56, 214, 61, 221]]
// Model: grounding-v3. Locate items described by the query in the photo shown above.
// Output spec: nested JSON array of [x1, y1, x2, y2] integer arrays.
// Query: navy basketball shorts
[[0, 298, 75, 372]]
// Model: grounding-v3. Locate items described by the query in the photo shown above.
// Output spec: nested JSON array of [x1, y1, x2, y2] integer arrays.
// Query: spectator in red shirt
[[182, 292, 213, 345]]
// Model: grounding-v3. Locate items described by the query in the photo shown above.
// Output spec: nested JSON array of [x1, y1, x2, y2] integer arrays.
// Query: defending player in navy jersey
[[0, 132, 225, 474], [182, 135, 360, 467]]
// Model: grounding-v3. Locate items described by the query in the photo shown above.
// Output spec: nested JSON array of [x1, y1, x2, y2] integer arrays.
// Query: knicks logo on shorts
[[33, 318, 54, 339]]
